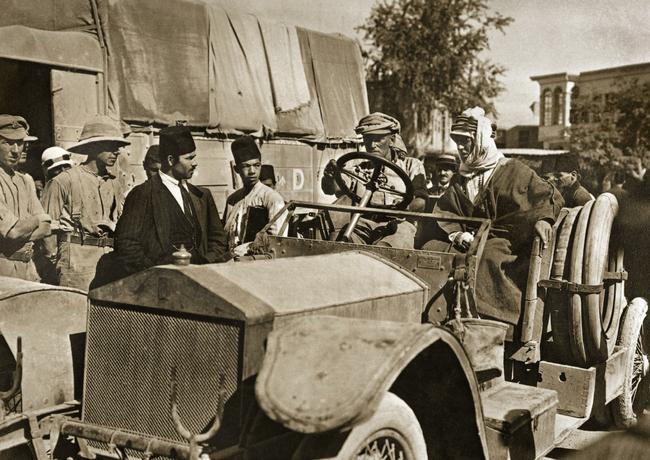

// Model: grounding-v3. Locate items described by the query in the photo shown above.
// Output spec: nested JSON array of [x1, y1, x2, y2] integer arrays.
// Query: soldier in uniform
[[0, 115, 51, 281], [115, 126, 228, 275], [41, 115, 129, 290], [321, 112, 428, 248]]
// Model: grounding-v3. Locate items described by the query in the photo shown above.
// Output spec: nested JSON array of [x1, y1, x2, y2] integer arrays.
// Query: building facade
[[531, 62, 650, 149]]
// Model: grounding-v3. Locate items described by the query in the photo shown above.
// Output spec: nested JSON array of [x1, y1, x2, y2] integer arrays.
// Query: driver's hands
[[323, 159, 337, 179], [534, 220, 552, 250], [452, 231, 474, 251]]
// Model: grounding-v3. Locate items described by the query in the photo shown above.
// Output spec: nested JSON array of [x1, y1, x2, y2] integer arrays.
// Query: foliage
[[357, 0, 513, 119], [568, 79, 650, 190]]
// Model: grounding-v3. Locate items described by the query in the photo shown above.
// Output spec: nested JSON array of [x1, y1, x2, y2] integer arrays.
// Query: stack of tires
[[545, 193, 648, 427]]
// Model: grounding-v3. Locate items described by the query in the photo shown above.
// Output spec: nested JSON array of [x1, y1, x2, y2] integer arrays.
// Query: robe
[[433, 158, 564, 324]]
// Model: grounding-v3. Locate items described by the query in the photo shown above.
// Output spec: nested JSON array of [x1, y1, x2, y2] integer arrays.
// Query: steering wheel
[[333, 151, 414, 210]]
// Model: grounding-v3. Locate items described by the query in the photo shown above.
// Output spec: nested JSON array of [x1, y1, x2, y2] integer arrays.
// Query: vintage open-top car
[[2, 151, 648, 460]]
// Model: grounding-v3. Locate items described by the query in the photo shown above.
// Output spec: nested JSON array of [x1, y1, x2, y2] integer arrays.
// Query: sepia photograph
[[1, 0, 650, 458]]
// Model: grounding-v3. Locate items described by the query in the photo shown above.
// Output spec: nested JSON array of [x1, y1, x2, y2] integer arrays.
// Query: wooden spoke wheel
[[612, 297, 650, 428], [355, 430, 414, 460], [291, 393, 427, 460]]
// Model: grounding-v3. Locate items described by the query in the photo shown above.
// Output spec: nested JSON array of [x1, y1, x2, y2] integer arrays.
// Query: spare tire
[[582, 193, 620, 364], [568, 200, 595, 367], [546, 207, 581, 362]]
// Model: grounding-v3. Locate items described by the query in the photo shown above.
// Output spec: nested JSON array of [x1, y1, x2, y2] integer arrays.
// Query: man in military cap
[[41, 115, 129, 290], [321, 112, 428, 248], [223, 136, 287, 255], [115, 125, 228, 275], [0, 115, 52, 281]]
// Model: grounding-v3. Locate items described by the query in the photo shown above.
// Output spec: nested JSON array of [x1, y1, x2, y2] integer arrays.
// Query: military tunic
[[41, 165, 125, 290], [0, 168, 44, 281]]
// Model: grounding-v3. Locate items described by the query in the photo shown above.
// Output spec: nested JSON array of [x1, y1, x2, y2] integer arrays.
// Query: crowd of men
[[3, 107, 650, 314], [0, 114, 285, 291]]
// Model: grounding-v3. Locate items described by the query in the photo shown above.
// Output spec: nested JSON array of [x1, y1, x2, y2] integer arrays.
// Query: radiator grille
[[83, 302, 243, 449]]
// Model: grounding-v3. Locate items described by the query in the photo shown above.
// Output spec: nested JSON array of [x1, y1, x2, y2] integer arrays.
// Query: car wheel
[[612, 297, 649, 428], [292, 392, 427, 460]]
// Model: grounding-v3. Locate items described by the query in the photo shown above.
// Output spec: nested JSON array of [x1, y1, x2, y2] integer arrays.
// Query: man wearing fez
[[223, 136, 286, 254], [542, 154, 594, 207], [115, 126, 228, 275], [0, 115, 51, 281], [41, 115, 129, 290]]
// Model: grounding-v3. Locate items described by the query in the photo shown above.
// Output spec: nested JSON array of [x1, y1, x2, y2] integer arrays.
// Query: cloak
[[434, 158, 563, 324]]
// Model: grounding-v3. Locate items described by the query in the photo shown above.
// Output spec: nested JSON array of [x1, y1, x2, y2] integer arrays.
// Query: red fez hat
[[159, 126, 195, 157], [231, 136, 261, 164]]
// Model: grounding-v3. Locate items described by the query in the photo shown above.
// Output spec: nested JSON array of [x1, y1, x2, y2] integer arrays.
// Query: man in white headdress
[[430, 107, 564, 325]]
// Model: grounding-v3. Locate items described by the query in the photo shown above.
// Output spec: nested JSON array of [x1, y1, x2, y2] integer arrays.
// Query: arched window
[[569, 86, 579, 124], [542, 89, 552, 126], [552, 87, 563, 125]]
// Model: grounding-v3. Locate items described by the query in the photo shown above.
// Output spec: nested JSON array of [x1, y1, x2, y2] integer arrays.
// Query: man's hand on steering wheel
[[334, 151, 414, 210]]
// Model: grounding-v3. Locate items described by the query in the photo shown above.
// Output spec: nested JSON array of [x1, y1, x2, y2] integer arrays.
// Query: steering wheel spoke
[[339, 167, 374, 184], [333, 152, 414, 210]]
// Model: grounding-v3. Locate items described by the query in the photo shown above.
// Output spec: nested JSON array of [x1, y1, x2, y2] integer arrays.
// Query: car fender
[[255, 315, 485, 438]]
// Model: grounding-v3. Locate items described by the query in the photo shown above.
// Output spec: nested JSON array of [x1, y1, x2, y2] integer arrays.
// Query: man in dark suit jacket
[[115, 126, 228, 275]]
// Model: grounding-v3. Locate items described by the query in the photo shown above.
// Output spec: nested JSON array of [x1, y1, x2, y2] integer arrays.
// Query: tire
[[568, 200, 594, 366], [547, 206, 581, 362], [583, 193, 619, 363], [292, 392, 428, 460], [612, 297, 649, 428]]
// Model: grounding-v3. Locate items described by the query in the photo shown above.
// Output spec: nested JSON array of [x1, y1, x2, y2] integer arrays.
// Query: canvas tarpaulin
[[105, 0, 211, 125], [259, 20, 311, 113], [0, 0, 97, 31], [3, 0, 368, 140], [0, 25, 102, 72], [208, 7, 277, 132], [261, 20, 324, 137], [299, 29, 369, 139]]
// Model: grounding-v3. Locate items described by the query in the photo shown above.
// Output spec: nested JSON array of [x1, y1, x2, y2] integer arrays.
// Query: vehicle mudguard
[[255, 315, 484, 435]]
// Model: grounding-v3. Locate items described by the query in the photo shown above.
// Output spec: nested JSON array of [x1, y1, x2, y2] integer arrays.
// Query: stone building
[[531, 62, 650, 149]]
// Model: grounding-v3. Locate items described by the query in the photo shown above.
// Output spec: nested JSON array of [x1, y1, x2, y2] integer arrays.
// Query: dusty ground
[[545, 427, 614, 459]]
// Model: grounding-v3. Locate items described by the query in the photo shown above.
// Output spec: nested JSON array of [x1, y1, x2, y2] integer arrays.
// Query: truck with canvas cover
[[0, 0, 369, 210]]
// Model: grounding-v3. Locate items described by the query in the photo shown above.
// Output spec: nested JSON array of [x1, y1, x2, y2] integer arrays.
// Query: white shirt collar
[[159, 170, 180, 186]]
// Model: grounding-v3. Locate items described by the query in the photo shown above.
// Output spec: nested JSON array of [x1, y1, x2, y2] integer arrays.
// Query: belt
[[0, 248, 34, 263], [60, 233, 114, 248]]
